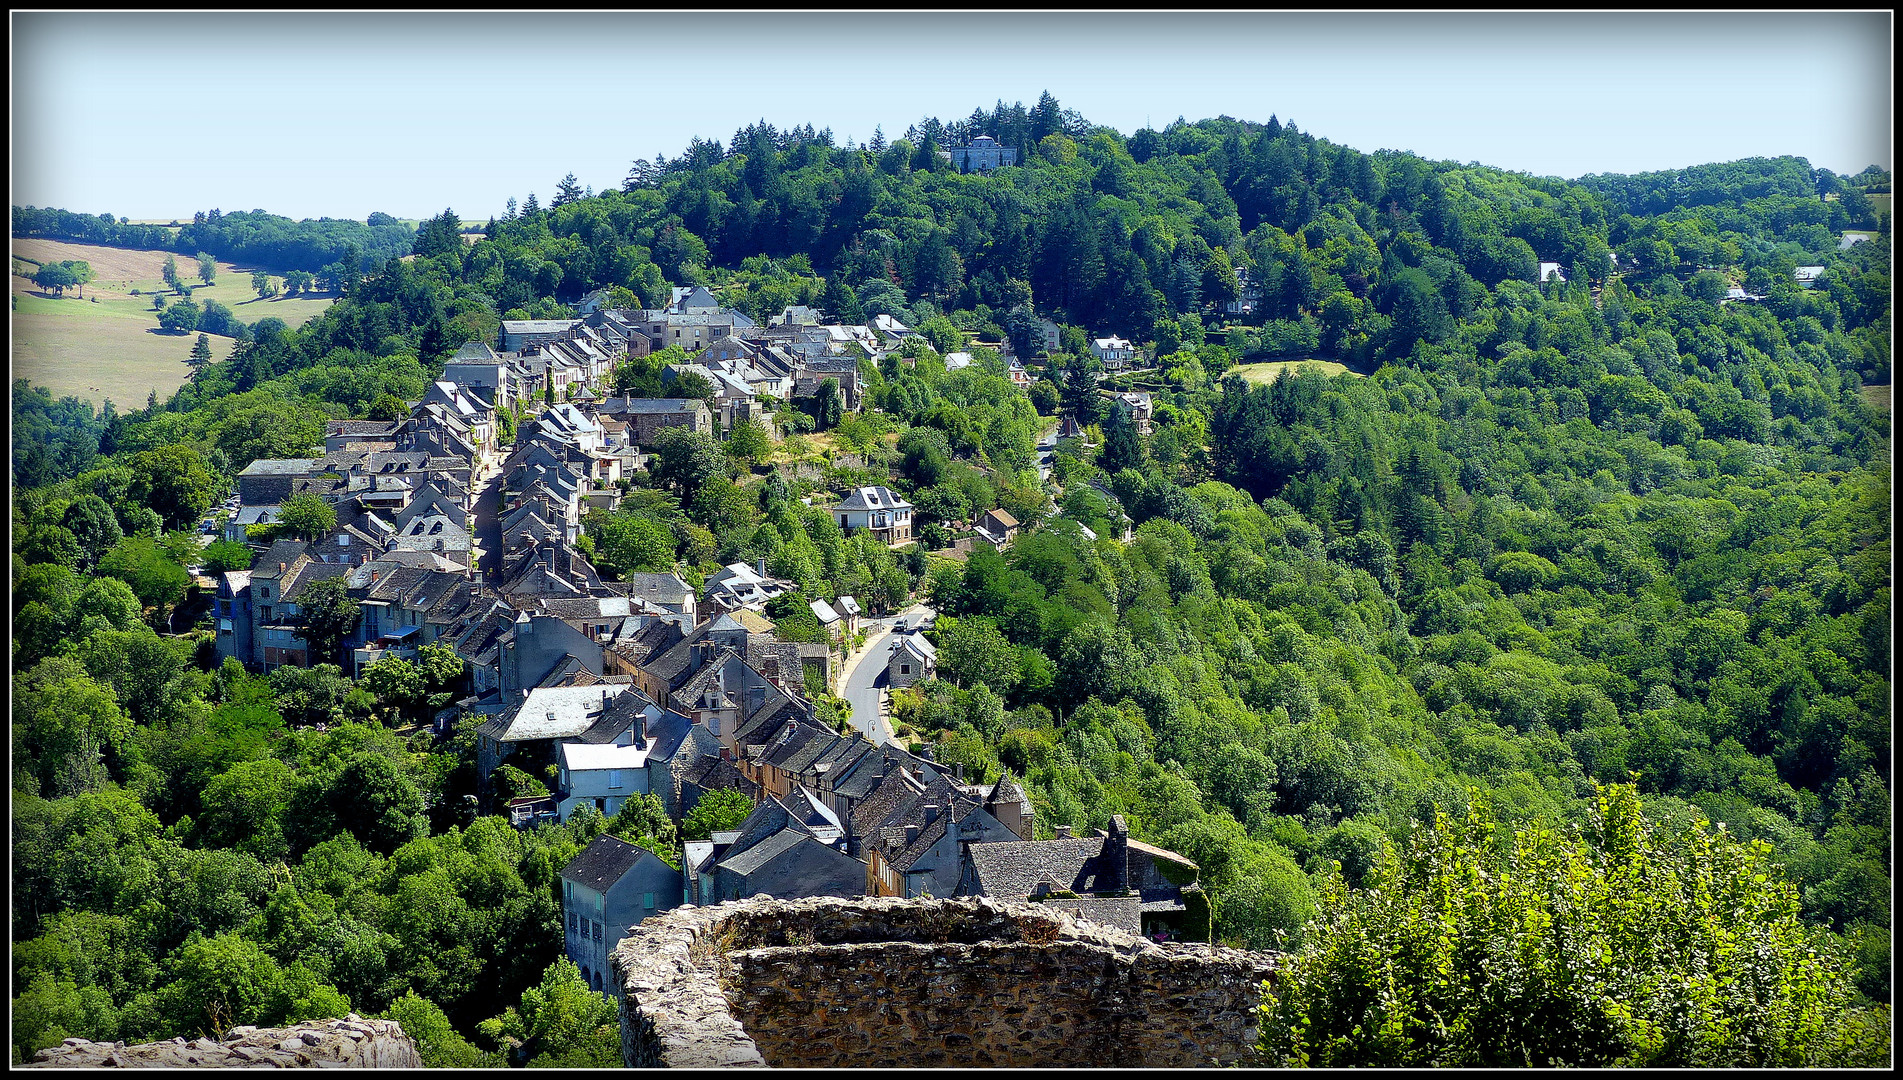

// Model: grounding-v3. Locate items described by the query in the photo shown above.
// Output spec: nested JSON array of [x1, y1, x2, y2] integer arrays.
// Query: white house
[[1090, 335, 1135, 369], [1037, 317, 1063, 356], [1537, 262, 1567, 284], [704, 561, 795, 612], [1794, 266, 1827, 288], [832, 486, 913, 545], [556, 738, 652, 821]]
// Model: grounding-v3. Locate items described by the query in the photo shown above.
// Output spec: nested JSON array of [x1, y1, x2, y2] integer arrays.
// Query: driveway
[[837, 603, 934, 745]]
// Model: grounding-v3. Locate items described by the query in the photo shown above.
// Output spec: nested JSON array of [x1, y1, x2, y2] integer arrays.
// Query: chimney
[[922, 804, 939, 825], [1053, 825, 1073, 840], [903, 824, 921, 846], [917, 746, 935, 763], [371, 569, 380, 583], [278, 562, 287, 576], [952, 763, 964, 781], [755, 557, 767, 577]]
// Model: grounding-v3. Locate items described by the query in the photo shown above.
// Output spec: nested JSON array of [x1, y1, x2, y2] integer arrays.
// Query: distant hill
[[10, 205, 415, 274]]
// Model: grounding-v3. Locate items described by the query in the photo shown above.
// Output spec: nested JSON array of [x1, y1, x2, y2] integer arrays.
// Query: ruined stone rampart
[[611, 894, 1277, 1069], [23, 1016, 420, 1069]]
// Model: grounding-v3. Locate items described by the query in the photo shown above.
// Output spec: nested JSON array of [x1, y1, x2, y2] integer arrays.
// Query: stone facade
[[24, 1016, 421, 1069], [610, 894, 1278, 1069]]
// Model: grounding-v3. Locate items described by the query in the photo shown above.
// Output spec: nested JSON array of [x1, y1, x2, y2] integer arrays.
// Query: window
[[609, 769, 622, 789], [900, 664, 911, 675]]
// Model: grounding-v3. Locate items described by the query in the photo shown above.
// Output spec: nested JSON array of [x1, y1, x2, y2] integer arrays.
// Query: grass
[[1229, 359, 1359, 384], [11, 237, 336, 408], [1861, 384, 1890, 413]]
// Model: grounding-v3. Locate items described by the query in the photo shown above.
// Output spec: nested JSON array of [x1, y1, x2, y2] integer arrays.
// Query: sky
[[11, 12, 1893, 223]]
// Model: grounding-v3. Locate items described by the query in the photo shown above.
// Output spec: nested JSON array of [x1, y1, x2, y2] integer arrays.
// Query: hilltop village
[[203, 281, 1202, 996], [12, 87, 1891, 1069]]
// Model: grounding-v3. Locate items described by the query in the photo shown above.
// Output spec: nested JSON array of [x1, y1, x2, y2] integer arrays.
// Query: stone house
[[324, 420, 400, 454], [685, 792, 864, 905], [887, 634, 936, 688], [225, 505, 282, 543], [957, 815, 1198, 938], [237, 459, 327, 505], [974, 508, 1020, 548], [247, 540, 354, 670], [597, 397, 714, 445], [856, 771, 1025, 899], [443, 342, 514, 409], [625, 572, 696, 622], [561, 835, 683, 996], [501, 318, 584, 354]]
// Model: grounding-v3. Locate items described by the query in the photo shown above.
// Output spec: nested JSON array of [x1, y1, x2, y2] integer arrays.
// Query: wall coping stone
[[24, 1016, 421, 1069], [610, 894, 1277, 1068]]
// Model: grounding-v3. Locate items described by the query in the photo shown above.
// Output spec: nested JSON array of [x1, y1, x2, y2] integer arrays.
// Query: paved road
[[839, 603, 934, 745], [1036, 420, 1059, 482], [469, 456, 506, 581]]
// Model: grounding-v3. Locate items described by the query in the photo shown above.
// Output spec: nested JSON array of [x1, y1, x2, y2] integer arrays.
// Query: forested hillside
[[11, 93, 1891, 1064]]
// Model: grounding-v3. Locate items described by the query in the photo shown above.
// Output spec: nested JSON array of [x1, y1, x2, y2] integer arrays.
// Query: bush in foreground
[[1259, 783, 1890, 1068]]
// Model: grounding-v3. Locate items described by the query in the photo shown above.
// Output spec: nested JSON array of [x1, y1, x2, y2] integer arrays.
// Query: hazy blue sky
[[12, 12, 1892, 223]]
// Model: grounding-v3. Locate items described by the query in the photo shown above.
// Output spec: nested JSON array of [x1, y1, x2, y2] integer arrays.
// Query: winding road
[[837, 603, 934, 746]]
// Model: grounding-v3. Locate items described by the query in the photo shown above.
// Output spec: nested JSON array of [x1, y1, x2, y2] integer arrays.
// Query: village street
[[837, 602, 934, 746], [468, 456, 505, 582]]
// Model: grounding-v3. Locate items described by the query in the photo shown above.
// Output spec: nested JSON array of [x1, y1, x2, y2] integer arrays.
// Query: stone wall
[[24, 1016, 421, 1069], [610, 895, 1277, 1069]]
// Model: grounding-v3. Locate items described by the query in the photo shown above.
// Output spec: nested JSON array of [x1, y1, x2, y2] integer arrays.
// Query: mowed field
[[11, 237, 336, 408], [1230, 359, 1359, 384]]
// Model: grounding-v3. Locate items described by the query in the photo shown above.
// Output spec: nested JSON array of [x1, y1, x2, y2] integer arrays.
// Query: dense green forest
[[11, 93, 1891, 1064]]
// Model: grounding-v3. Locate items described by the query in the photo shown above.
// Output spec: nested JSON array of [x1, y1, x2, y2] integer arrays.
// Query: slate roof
[[715, 828, 810, 877], [281, 560, 352, 603], [478, 684, 627, 743], [559, 740, 650, 772], [561, 834, 648, 891], [327, 420, 400, 438], [963, 837, 1124, 899], [625, 572, 693, 607], [599, 397, 706, 415], [833, 485, 911, 512], [681, 755, 760, 801], [451, 341, 500, 361], [894, 635, 937, 661]]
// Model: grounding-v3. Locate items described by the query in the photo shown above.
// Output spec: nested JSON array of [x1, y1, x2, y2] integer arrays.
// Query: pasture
[[10, 238, 336, 408], [1229, 359, 1359, 384]]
